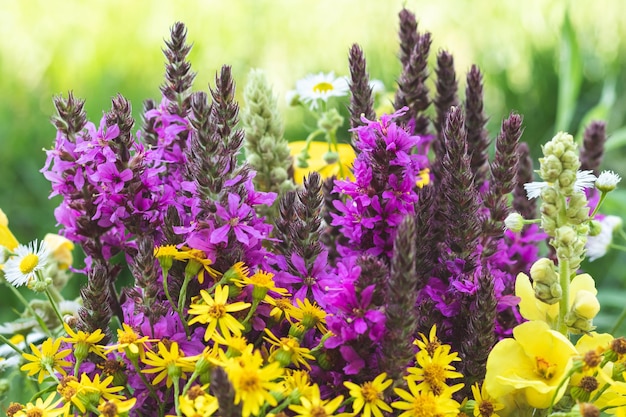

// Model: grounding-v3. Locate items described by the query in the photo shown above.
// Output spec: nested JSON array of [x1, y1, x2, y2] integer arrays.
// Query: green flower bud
[[504, 212, 525, 233], [541, 187, 558, 204], [323, 151, 339, 164], [539, 155, 563, 183], [556, 226, 577, 246], [588, 220, 602, 237], [318, 108, 344, 132]]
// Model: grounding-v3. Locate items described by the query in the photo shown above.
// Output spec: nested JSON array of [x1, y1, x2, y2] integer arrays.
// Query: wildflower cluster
[[2, 7, 626, 417]]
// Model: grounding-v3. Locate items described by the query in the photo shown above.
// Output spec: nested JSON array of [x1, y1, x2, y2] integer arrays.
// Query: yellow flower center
[[208, 304, 226, 319], [410, 395, 438, 417], [479, 401, 495, 417], [19, 254, 39, 274], [310, 406, 328, 417], [535, 356, 557, 379], [99, 401, 118, 417], [251, 271, 273, 286], [240, 373, 260, 392], [313, 82, 334, 93], [423, 364, 446, 389], [361, 382, 380, 403], [118, 331, 138, 345], [25, 408, 43, 417], [229, 217, 240, 227]]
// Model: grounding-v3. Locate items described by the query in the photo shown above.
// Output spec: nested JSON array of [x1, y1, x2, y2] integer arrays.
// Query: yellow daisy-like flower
[[63, 322, 107, 361], [222, 349, 284, 417], [407, 346, 464, 395], [413, 325, 445, 357], [182, 248, 220, 284], [105, 323, 154, 359], [290, 298, 327, 333], [154, 245, 220, 284], [484, 320, 577, 409], [282, 369, 314, 400], [263, 328, 315, 369], [289, 383, 347, 417], [471, 383, 504, 417], [97, 397, 137, 417], [344, 372, 393, 417], [20, 337, 72, 383], [188, 285, 251, 341], [290, 140, 355, 184], [179, 385, 219, 417], [0, 208, 19, 251], [12, 392, 64, 417], [233, 269, 289, 300], [142, 341, 196, 388], [392, 379, 460, 417], [264, 296, 296, 322], [67, 373, 125, 414]]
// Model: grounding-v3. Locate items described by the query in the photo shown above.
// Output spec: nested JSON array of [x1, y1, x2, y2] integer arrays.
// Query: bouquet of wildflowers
[[2, 7, 626, 417]]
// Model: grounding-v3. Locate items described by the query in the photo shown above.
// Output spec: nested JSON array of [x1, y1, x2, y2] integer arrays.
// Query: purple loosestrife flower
[[277, 251, 335, 307], [211, 193, 266, 246]]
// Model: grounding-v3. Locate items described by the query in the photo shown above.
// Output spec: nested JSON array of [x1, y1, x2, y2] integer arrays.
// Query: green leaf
[[575, 75, 617, 142], [555, 11, 583, 133], [605, 127, 626, 151]]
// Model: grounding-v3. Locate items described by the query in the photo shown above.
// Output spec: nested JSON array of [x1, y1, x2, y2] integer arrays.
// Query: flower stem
[[6, 285, 52, 337], [0, 333, 24, 355], [557, 257, 571, 335]]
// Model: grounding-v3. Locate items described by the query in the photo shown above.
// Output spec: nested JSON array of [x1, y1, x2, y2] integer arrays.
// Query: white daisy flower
[[2, 240, 50, 287], [524, 170, 598, 200], [596, 170, 622, 192], [294, 72, 349, 110], [586, 215, 623, 261]]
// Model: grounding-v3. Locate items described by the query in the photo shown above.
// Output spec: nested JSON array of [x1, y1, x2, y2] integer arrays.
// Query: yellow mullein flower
[[105, 322, 154, 359], [179, 385, 219, 417], [290, 140, 355, 184], [470, 383, 504, 417], [289, 383, 347, 417], [516, 272, 597, 327], [485, 320, 577, 409], [407, 346, 464, 395], [290, 298, 327, 333], [188, 285, 251, 341], [20, 337, 72, 383], [12, 392, 64, 417], [142, 341, 196, 388], [63, 323, 107, 361], [97, 398, 136, 417], [233, 269, 289, 301], [263, 328, 315, 369], [392, 379, 460, 417], [222, 349, 284, 417], [0, 208, 19, 251], [67, 373, 126, 414], [43, 233, 74, 270], [344, 372, 393, 417]]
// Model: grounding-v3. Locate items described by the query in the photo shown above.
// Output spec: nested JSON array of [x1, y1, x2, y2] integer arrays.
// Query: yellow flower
[[20, 337, 72, 383], [290, 140, 355, 184], [13, 392, 64, 417], [67, 373, 126, 414], [188, 285, 251, 341], [43, 233, 74, 270], [289, 383, 347, 417], [233, 269, 289, 300], [484, 320, 577, 409], [471, 383, 504, 417], [392, 379, 460, 417], [0, 208, 19, 251], [289, 298, 327, 333], [413, 325, 446, 357], [142, 341, 196, 387], [63, 322, 107, 360], [282, 369, 314, 400], [406, 346, 464, 395], [263, 328, 315, 369], [344, 372, 393, 417], [97, 397, 136, 417], [179, 385, 219, 417], [222, 349, 284, 417], [105, 323, 154, 359], [264, 296, 296, 322], [516, 272, 597, 327]]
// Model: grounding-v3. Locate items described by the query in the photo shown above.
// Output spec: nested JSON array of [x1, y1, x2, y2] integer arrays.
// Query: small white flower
[[294, 72, 349, 110], [504, 212, 525, 232], [524, 181, 549, 200], [2, 240, 50, 287], [574, 170, 597, 193], [586, 215, 623, 261], [596, 170, 621, 192]]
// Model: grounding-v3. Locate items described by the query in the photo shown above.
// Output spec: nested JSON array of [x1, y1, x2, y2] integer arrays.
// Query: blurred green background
[[2, 0, 626, 332]]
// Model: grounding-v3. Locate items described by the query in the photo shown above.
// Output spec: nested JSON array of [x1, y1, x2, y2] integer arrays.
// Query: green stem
[[309, 332, 332, 353], [173, 376, 181, 416], [177, 273, 193, 339], [6, 285, 52, 337], [557, 257, 571, 335], [130, 356, 159, 403], [44, 287, 65, 326], [162, 266, 177, 312], [0, 333, 24, 355], [610, 306, 626, 335], [609, 243, 626, 252], [182, 370, 199, 396], [590, 191, 608, 218], [241, 298, 260, 326]]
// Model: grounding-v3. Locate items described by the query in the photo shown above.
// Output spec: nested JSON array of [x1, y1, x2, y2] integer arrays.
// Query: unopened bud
[[504, 213, 524, 233]]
